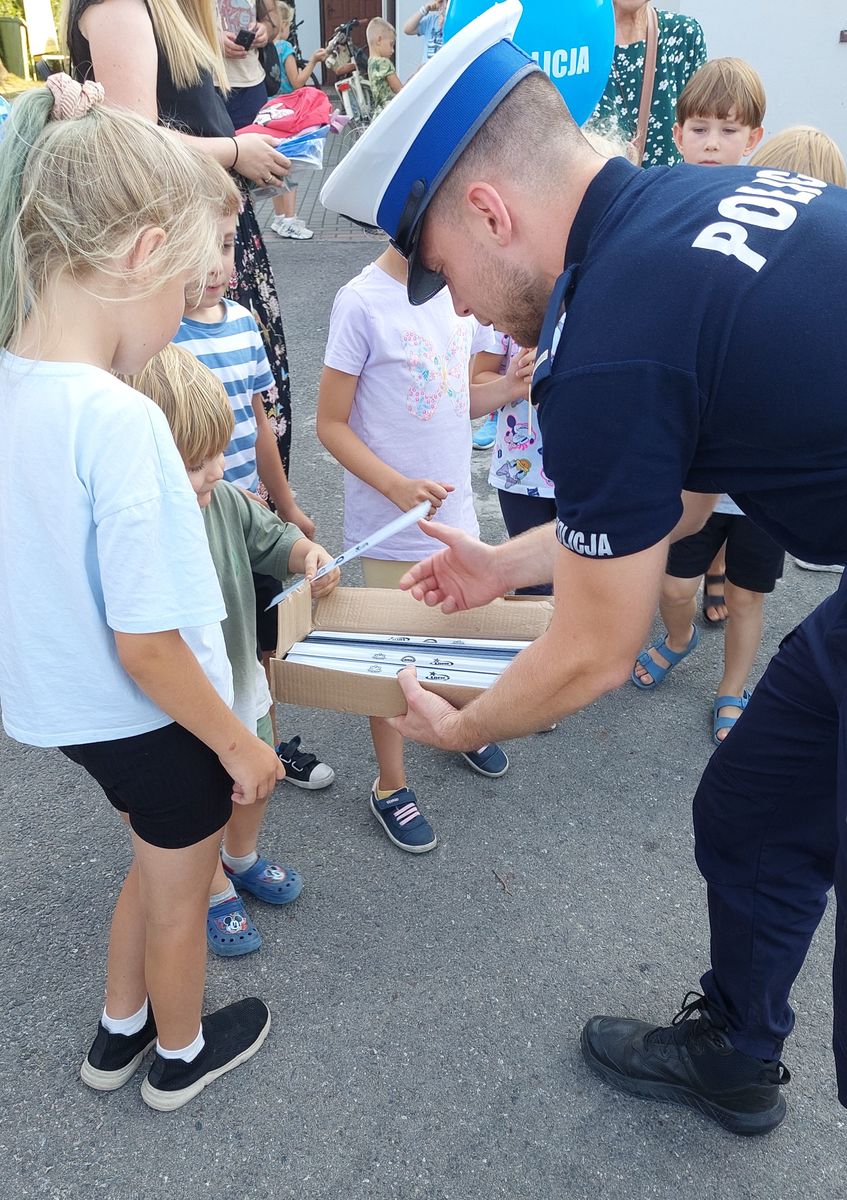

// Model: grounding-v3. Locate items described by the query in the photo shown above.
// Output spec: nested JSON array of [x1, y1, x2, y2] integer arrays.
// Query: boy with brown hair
[[673, 57, 765, 167]]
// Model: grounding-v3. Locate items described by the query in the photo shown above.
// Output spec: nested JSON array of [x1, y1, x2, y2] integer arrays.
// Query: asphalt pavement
[[0, 226, 844, 1200]]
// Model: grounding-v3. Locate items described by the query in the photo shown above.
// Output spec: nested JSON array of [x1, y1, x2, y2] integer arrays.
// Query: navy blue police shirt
[[534, 156, 847, 565]]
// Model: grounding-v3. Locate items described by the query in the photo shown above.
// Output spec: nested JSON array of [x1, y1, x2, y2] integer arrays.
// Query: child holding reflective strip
[[126, 344, 339, 956], [317, 243, 512, 855]]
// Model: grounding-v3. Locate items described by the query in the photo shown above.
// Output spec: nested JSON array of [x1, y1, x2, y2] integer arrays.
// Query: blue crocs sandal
[[712, 690, 751, 746], [207, 895, 262, 958], [631, 624, 700, 690], [223, 857, 303, 906]]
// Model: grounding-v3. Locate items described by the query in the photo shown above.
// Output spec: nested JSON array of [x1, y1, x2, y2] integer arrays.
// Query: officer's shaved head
[[429, 72, 593, 224]]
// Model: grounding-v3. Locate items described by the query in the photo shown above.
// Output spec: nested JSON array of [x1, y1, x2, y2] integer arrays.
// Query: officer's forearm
[[444, 623, 626, 747], [495, 521, 558, 590]]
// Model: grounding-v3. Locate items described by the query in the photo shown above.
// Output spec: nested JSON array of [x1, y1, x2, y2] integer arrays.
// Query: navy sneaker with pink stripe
[[369, 781, 437, 854]]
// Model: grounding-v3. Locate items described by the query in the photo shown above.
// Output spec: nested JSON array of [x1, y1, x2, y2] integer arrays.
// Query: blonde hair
[[676, 58, 766, 129], [0, 84, 241, 352], [62, 0, 229, 92], [123, 343, 235, 465], [750, 125, 847, 188], [367, 17, 395, 50], [277, 2, 294, 25]]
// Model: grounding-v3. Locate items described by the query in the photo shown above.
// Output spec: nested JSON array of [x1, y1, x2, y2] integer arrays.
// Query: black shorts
[[60, 722, 232, 850], [253, 571, 281, 654], [667, 512, 785, 594]]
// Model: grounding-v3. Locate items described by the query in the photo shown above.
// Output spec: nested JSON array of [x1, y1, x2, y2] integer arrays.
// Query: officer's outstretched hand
[[398, 523, 507, 613]]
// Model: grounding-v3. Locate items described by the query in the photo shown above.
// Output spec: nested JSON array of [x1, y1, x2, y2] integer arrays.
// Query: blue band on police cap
[[377, 38, 538, 245]]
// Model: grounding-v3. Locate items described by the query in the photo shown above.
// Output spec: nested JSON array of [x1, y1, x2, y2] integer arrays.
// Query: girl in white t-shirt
[[0, 79, 279, 1110], [317, 245, 516, 854]]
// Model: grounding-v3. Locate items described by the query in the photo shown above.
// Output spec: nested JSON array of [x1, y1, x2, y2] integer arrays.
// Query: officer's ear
[[464, 182, 513, 248]]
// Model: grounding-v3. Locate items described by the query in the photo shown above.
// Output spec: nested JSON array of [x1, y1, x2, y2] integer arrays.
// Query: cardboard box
[[270, 585, 553, 718]]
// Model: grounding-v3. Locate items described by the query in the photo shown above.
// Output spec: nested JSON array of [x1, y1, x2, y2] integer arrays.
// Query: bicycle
[[323, 17, 373, 136]]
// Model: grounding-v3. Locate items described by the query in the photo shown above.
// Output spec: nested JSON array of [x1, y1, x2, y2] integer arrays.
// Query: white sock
[[157, 1026, 205, 1063], [209, 883, 238, 908], [102, 998, 148, 1036], [221, 848, 259, 875]]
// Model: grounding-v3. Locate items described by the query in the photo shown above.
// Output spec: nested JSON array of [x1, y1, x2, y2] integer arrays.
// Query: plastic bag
[[277, 125, 329, 173]]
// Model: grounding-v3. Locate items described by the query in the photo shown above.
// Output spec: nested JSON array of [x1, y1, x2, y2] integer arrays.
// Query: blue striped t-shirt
[[174, 300, 274, 492]]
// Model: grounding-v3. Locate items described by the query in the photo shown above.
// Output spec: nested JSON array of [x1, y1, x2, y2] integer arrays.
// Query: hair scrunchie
[[45, 73, 105, 121]]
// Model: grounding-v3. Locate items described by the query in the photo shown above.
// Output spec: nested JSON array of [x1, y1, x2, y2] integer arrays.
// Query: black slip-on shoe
[[81, 1010, 157, 1091], [581, 992, 789, 1136], [140, 998, 270, 1112]]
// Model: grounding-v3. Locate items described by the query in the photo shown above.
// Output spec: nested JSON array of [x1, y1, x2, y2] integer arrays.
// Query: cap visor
[[404, 218, 447, 306]]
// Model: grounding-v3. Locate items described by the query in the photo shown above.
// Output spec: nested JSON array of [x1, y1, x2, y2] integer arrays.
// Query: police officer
[[321, 1, 847, 1135]]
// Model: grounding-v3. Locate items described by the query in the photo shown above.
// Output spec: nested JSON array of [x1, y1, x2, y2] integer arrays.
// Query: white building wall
[[665, 0, 847, 152], [396, 0, 429, 80], [295, 0, 324, 84]]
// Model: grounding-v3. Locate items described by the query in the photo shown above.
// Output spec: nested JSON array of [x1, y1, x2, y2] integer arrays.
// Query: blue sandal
[[712, 690, 751, 745], [631, 624, 700, 690], [207, 894, 262, 957], [223, 856, 303, 906]]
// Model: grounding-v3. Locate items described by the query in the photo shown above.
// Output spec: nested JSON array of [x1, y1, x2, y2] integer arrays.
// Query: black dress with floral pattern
[[592, 9, 707, 167], [230, 183, 292, 477]]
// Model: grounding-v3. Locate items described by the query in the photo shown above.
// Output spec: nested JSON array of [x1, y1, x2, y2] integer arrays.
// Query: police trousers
[[694, 572, 847, 1103]]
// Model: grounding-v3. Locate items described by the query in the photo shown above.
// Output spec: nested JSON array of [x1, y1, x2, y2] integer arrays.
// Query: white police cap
[[319, 0, 540, 304]]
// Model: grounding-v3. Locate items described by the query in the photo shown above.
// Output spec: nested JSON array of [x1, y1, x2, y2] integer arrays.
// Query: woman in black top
[[65, 0, 299, 485]]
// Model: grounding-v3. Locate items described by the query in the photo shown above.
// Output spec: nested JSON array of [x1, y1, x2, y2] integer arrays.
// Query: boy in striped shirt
[[175, 212, 334, 792]]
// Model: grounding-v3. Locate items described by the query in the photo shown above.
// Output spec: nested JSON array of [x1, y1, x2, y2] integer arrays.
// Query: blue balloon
[[442, 0, 615, 126]]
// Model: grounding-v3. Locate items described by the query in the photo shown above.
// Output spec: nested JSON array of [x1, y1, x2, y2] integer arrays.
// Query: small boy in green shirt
[[367, 17, 402, 117], [127, 345, 339, 956]]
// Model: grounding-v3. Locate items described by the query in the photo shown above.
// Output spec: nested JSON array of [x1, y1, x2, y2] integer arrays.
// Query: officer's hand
[[398, 523, 508, 614]]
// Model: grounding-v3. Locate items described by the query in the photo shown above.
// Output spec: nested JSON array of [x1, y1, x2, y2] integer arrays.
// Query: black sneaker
[[81, 1009, 157, 1091], [277, 735, 335, 789], [581, 992, 789, 1136], [140, 998, 270, 1112]]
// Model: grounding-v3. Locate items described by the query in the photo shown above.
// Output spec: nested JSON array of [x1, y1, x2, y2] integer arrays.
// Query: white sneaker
[[271, 216, 314, 240], [792, 557, 844, 574]]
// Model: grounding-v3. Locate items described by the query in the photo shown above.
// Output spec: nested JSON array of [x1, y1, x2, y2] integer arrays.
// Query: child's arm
[[114, 630, 282, 803], [284, 46, 328, 90], [387, 70, 403, 94], [287, 539, 341, 599], [233, 485, 340, 599], [316, 365, 454, 516], [403, 4, 434, 35], [252, 394, 316, 539], [470, 347, 535, 418]]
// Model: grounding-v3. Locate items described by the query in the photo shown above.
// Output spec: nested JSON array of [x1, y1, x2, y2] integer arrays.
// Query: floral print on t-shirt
[[591, 10, 706, 167]]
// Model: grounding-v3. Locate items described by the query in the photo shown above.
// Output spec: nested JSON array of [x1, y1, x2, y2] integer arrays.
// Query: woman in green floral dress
[[592, 1, 707, 167]]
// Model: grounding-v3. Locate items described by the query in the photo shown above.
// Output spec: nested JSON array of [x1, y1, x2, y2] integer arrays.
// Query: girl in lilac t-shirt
[[316, 245, 510, 856]]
